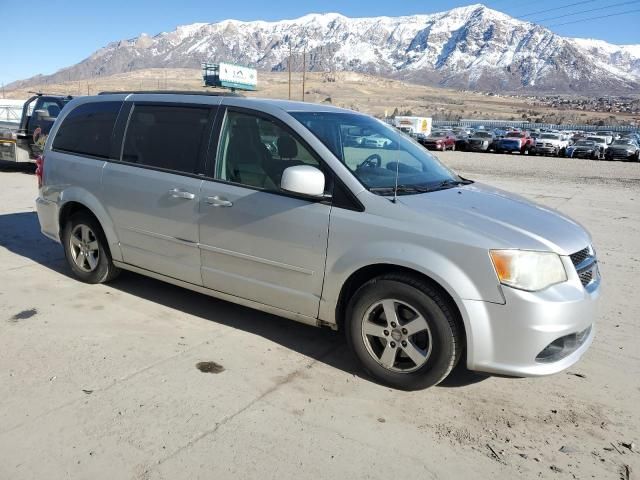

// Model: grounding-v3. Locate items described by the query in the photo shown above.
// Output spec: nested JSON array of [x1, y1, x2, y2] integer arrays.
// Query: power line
[[533, 0, 640, 23], [518, 0, 600, 18], [545, 7, 640, 26]]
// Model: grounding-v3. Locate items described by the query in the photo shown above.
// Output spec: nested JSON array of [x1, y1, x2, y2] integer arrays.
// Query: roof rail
[[27, 91, 73, 98], [97, 90, 243, 97]]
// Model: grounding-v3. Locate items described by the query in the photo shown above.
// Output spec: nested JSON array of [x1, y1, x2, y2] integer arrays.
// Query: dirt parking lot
[[1, 153, 639, 480]]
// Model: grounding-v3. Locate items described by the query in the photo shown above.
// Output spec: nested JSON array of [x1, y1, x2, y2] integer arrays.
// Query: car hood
[[398, 182, 590, 255]]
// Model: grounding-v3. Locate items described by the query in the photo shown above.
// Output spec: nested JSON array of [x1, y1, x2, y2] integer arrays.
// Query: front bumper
[[571, 149, 594, 158], [606, 150, 636, 160], [462, 256, 599, 377], [536, 145, 560, 154], [497, 142, 522, 152], [467, 142, 490, 151], [423, 143, 444, 150]]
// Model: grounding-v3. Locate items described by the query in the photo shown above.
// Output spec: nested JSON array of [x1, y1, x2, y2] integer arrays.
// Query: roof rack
[[28, 91, 73, 98], [98, 90, 243, 97]]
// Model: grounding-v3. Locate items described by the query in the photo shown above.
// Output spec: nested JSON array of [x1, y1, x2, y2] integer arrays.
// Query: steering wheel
[[358, 153, 382, 169]]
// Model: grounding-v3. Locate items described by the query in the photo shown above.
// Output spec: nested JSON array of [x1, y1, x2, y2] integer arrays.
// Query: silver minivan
[[36, 92, 600, 390]]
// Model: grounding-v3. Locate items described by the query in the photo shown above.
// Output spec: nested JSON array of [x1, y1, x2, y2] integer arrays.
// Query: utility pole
[[288, 43, 292, 100], [302, 46, 306, 102], [87, 83, 90, 96]]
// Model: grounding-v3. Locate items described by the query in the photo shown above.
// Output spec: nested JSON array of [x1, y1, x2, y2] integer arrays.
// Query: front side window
[[122, 104, 210, 174], [291, 112, 462, 194], [53, 101, 122, 158], [215, 110, 320, 191]]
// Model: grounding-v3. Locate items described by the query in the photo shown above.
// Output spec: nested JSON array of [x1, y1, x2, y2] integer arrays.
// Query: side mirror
[[281, 165, 325, 197]]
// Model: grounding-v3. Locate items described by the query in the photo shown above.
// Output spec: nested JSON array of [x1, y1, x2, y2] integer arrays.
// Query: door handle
[[169, 188, 195, 200], [205, 196, 233, 207]]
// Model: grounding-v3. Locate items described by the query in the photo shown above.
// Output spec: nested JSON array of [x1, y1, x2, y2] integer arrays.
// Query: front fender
[[58, 187, 123, 262], [319, 239, 504, 326]]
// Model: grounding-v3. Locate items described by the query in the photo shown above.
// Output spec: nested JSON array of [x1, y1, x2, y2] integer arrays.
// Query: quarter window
[[52, 101, 121, 158], [215, 110, 320, 191], [122, 105, 210, 174]]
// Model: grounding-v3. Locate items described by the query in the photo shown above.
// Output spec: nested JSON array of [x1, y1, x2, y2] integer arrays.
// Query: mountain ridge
[[7, 4, 640, 93]]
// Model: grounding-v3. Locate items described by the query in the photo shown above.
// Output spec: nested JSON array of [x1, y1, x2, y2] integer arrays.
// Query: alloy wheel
[[361, 299, 433, 373], [69, 224, 100, 272]]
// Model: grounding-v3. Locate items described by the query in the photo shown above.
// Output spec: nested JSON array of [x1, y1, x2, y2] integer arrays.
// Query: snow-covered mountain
[[9, 4, 640, 93]]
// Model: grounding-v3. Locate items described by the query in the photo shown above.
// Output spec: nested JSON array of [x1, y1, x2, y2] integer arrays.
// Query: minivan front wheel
[[345, 274, 463, 390], [62, 212, 120, 284]]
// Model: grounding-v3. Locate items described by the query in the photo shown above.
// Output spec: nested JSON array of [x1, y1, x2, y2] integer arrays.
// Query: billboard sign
[[218, 63, 258, 91]]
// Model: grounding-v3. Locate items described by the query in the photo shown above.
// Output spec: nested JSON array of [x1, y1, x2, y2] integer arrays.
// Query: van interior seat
[[226, 116, 276, 190]]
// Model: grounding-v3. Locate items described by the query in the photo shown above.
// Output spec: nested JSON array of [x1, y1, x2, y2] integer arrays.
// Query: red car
[[420, 131, 457, 151], [494, 131, 535, 154]]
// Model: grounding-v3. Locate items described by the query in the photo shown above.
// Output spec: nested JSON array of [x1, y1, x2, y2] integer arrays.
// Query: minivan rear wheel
[[345, 274, 463, 390], [62, 211, 120, 284]]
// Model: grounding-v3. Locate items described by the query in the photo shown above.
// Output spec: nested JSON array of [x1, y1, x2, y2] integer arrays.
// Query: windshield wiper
[[370, 178, 473, 196], [436, 178, 474, 189], [369, 185, 433, 195]]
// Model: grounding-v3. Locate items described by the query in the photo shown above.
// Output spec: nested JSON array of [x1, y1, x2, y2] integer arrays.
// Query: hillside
[[5, 68, 638, 125], [6, 4, 640, 94]]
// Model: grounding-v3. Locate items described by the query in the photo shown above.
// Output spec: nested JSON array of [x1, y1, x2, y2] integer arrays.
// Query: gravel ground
[[0, 153, 639, 480]]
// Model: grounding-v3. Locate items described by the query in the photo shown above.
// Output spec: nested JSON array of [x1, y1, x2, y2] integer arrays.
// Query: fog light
[[536, 326, 591, 363]]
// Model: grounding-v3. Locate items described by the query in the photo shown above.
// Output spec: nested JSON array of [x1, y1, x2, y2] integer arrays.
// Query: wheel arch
[[333, 263, 467, 349], [58, 190, 122, 262]]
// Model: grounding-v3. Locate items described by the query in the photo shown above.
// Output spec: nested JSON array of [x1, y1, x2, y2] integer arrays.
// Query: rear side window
[[122, 104, 210, 174], [52, 101, 121, 158]]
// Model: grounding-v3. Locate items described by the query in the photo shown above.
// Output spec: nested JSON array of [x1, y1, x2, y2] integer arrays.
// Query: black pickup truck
[[14, 93, 72, 160]]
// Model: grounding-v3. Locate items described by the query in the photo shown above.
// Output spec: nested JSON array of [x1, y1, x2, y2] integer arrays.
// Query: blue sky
[[1, 0, 639, 85]]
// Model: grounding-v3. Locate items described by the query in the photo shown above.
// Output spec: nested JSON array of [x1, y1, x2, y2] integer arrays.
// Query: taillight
[[35, 155, 44, 189]]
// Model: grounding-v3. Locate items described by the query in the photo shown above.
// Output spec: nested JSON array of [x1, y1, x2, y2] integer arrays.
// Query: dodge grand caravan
[[35, 92, 600, 390]]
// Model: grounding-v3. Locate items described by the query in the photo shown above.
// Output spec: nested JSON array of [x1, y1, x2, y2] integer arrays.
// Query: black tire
[[62, 211, 120, 284], [345, 274, 463, 390]]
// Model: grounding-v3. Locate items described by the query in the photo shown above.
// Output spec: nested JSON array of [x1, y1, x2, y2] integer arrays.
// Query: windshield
[[429, 131, 447, 138], [540, 134, 560, 140], [612, 140, 633, 146], [506, 132, 523, 138], [291, 112, 462, 193], [474, 132, 492, 138], [575, 141, 595, 147], [586, 137, 605, 143]]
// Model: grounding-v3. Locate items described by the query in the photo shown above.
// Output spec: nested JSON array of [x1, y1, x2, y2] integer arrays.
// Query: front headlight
[[489, 250, 567, 292]]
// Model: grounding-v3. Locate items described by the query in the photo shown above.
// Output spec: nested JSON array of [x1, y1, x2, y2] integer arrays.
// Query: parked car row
[[409, 126, 640, 162]]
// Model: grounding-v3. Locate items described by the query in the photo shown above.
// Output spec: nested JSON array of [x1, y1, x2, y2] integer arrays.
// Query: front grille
[[609, 150, 633, 158], [570, 247, 590, 267], [573, 150, 591, 158], [579, 269, 593, 285], [570, 246, 598, 288]]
